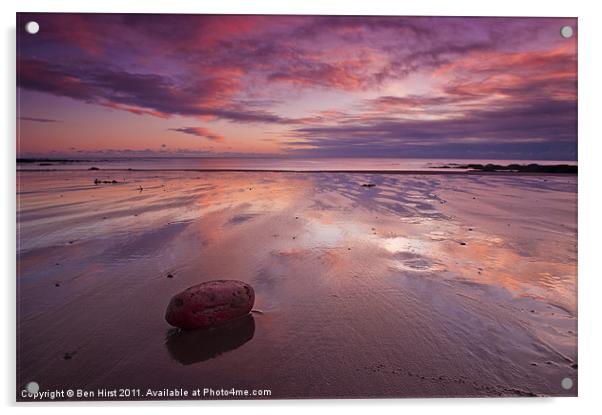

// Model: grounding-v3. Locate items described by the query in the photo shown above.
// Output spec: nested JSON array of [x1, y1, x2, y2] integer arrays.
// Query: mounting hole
[[25, 21, 40, 35], [25, 381, 40, 394], [561, 377, 573, 390], [560, 25, 573, 39]]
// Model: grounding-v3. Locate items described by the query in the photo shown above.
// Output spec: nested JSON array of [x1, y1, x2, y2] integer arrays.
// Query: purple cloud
[[18, 116, 61, 123], [167, 127, 224, 141], [16, 13, 577, 159]]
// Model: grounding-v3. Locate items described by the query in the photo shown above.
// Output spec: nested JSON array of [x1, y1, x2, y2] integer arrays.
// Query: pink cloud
[[167, 127, 224, 142]]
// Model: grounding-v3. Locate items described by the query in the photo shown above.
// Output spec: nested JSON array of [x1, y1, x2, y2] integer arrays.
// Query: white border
[[2, 1, 601, 414]]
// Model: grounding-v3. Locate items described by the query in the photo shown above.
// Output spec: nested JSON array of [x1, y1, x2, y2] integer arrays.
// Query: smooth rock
[[165, 280, 255, 330]]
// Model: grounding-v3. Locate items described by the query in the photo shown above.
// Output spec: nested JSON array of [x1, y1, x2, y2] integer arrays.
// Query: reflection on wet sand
[[16, 170, 577, 397], [165, 314, 255, 365]]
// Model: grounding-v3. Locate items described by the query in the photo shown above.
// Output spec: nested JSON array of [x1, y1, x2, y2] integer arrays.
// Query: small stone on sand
[[165, 280, 255, 330]]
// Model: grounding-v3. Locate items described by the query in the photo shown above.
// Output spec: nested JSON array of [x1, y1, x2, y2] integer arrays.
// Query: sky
[[16, 13, 577, 160]]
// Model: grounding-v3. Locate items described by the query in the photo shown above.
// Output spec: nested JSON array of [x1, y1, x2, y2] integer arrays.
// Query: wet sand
[[16, 170, 577, 399]]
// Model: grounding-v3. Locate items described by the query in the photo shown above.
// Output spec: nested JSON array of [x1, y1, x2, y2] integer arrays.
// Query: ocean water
[[16, 157, 577, 172]]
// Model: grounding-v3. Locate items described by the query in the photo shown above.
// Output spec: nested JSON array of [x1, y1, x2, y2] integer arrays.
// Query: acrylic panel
[[16, 13, 577, 401]]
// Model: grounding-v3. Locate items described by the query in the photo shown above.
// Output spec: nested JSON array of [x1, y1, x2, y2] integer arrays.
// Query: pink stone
[[165, 280, 255, 330]]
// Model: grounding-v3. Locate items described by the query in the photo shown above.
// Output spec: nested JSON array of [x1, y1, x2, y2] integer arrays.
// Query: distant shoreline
[[16, 168, 577, 175], [16, 160, 578, 175], [431, 163, 577, 174]]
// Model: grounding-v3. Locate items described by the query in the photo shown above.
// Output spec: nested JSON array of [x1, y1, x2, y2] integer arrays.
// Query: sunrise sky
[[16, 13, 577, 159]]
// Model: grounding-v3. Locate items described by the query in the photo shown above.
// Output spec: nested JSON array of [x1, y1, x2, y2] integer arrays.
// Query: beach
[[16, 167, 577, 399]]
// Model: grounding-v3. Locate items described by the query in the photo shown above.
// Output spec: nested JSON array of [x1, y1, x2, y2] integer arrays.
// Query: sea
[[16, 157, 578, 172]]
